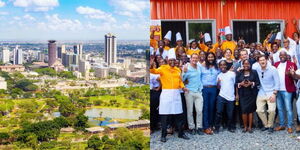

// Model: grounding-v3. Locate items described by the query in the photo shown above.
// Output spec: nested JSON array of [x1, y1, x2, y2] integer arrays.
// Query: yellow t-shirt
[[164, 46, 171, 51], [150, 39, 158, 49], [150, 65, 184, 89], [186, 49, 200, 56]]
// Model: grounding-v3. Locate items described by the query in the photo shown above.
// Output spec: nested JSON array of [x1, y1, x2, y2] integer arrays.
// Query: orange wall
[[151, 0, 300, 40]]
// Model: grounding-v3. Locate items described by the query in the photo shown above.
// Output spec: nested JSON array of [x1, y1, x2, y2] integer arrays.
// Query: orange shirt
[[150, 39, 158, 49], [164, 46, 171, 51], [199, 43, 219, 54], [186, 49, 200, 56], [150, 65, 184, 89]]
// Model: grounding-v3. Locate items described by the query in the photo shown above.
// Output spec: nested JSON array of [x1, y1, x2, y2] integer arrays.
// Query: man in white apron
[[150, 48, 190, 142]]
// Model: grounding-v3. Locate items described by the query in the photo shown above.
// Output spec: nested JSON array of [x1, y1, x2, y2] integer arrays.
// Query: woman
[[176, 46, 186, 59], [155, 40, 168, 59], [201, 52, 220, 134], [222, 49, 234, 70], [236, 59, 260, 133], [186, 40, 200, 57], [199, 50, 206, 65]]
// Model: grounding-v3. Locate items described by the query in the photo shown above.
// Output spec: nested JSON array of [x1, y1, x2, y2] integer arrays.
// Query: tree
[[35, 68, 56, 76], [0, 132, 9, 144], [74, 113, 88, 131], [57, 71, 76, 79], [58, 101, 76, 117], [139, 108, 150, 120], [87, 135, 102, 150], [53, 117, 71, 128]]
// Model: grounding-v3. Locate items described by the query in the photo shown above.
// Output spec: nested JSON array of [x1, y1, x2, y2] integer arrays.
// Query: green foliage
[[35, 68, 56, 76], [87, 128, 149, 150], [87, 135, 102, 150], [15, 79, 38, 91], [22, 120, 60, 141], [57, 71, 76, 79], [139, 108, 150, 120], [18, 100, 38, 113], [59, 101, 76, 117], [74, 113, 88, 131], [0, 132, 9, 144], [54, 117, 71, 128], [39, 141, 57, 149]]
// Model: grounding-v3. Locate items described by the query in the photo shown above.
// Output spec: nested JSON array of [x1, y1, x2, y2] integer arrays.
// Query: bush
[[87, 135, 102, 150], [39, 141, 57, 149]]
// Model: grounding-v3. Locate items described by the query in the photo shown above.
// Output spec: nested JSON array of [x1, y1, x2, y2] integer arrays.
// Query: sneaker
[[160, 137, 166, 143], [197, 129, 204, 135], [189, 129, 196, 135], [261, 127, 269, 131], [178, 134, 190, 140], [203, 128, 213, 135], [268, 128, 273, 133]]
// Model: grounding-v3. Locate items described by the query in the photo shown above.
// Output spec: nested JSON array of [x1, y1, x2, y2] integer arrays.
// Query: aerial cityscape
[[0, 0, 150, 149]]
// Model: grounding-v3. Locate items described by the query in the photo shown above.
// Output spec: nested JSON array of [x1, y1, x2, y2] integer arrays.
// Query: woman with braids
[[201, 52, 220, 134]]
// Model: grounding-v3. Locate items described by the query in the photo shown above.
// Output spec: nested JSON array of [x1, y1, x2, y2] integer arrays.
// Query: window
[[232, 20, 283, 44], [161, 20, 216, 47], [186, 20, 215, 43]]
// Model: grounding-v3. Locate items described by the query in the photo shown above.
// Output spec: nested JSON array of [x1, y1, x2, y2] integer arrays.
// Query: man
[[269, 42, 280, 65], [155, 40, 168, 59], [176, 32, 184, 48], [163, 31, 172, 50], [234, 49, 249, 71], [182, 53, 204, 135], [220, 26, 237, 57], [199, 32, 220, 54], [150, 48, 189, 142], [274, 51, 297, 134], [255, 55, 280, 133]]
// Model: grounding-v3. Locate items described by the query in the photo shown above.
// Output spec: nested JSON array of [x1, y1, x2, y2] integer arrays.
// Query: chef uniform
[[150, 48, 186, 139], [199, 33, 219, 54], [164, 31, 172, 50]]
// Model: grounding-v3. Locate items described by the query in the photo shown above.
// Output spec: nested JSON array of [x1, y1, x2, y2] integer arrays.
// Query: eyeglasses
[[261, 72, 264, 78]]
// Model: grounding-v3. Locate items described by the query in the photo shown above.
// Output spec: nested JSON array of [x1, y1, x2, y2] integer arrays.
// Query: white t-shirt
[[155, 49, 168, 59], [217, 71, 236, 101], [278, 47, 296, 62], [277, 62, 287, 91], [150, 73, 160, 90]]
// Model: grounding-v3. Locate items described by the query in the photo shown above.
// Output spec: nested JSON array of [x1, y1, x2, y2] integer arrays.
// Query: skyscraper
[[1, 47, 10, 64], [57, 45, 66, 59], [13, 46, 23, 65], [48, 40, 57, 67], [104, 33, 117, 66]]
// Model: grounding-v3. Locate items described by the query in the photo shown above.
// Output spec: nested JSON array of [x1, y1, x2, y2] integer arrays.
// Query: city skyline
[[0, 0, 149, 40]]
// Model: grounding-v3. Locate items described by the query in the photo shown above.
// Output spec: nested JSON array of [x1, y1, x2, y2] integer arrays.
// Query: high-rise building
[[79, 59, 91, 78], [1, 47, 10, 64], [57, 45, 66, 59], [74, 44, 83, 59], [48, 40, 57, 67], [13, 46, 23, 65], [104, 33, 117, 66], [37, 51, 45, 62]]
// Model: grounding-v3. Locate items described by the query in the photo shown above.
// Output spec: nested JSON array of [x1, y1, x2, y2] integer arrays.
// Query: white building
[[13, 46, 23, 65], [79, 59, 91, 79], [1, 47, 10, 64], [104, 33, 117, 66], [0, 77, 7, 90], [95, 67, 109, 78]]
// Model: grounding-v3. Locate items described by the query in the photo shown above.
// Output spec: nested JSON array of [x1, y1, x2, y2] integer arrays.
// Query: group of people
[[150, 20, 300, 143]]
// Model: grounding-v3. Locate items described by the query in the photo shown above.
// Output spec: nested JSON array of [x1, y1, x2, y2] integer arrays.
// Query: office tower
[[1, 47, 10, 64], [13, 46, 23, 65], [48, 40, 57, 67], [38, 51, 45, 62], [79, 59, 91, 78], [57, 45, 66, 59], [74, 44, 83, 59], [104, 33, 117, 66]]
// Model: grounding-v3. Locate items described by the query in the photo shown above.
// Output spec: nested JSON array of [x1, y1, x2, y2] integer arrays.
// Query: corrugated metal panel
[[151, 0, 300, 38]]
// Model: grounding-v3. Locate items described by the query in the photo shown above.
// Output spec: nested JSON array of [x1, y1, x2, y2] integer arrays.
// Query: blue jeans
[[276, 91, 293, 128], [215, 96, 235, 129], [202, 87, 217, 129]]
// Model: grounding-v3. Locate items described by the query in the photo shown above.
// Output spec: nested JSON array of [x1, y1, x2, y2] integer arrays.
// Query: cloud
[[37, 14, 83, 31], [76, 6, 116, 23], [23, 14, 35, 20], [0, 0, 5, 7], [109, 0, 148, 17], [0, 12, 8, 15], [13, 0, 59, 12]]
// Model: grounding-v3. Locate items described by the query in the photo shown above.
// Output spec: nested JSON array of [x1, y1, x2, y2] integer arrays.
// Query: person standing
[[274, 51, 297, 134], [214, 60, 236, 133], [163, 30, 172, 50], [236, 59, 260, 133], [255, 55, 280, 133], [220, 26, 237, 57], [150, 49, 190, 142], [202, 52, 220, 134], [182, 53, 204, 135]]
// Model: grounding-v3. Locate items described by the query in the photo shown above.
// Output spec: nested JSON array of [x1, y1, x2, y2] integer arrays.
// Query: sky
[[0, 0, 149, 41]]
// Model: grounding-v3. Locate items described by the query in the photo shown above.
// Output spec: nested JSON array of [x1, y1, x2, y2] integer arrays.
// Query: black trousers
[[150, 90, 161, 131], [215, 96, 235, 130], [161, 113, 184, 137]]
